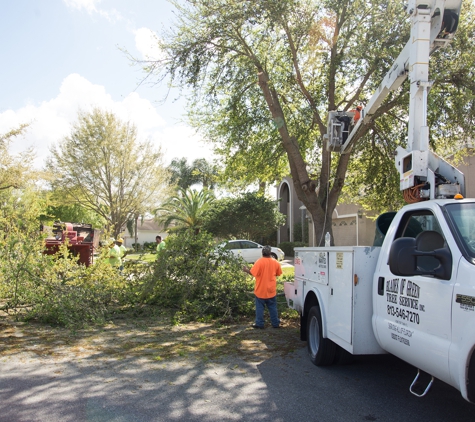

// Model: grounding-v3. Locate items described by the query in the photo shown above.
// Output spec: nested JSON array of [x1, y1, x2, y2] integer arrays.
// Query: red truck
[[44, 222, 95, 266]]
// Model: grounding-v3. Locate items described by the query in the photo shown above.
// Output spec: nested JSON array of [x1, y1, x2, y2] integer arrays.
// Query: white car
[[220, 240, 285, 263]]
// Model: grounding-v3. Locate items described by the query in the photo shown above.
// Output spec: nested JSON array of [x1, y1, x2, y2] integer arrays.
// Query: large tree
[[46, 109, 171, 238], [138, 0, 475, 244], [42, 203, 105, 228], [202, 192, 286, 241], [168, 157, 195, 190], [0, 124, 38, 191], [191, 158, 219, 189]]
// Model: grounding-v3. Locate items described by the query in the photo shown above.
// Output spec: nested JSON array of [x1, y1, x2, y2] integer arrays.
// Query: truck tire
[[307, 305, 336, 366], [334, 344, 354, 365], [467, 351, 475, 403]]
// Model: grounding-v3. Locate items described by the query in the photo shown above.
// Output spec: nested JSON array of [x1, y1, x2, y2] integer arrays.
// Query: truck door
[[373, 209, 454, 382]]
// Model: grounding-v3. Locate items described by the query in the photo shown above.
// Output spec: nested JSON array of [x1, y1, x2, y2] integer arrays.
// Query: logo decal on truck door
[[385, 278, 425, 329], [388, 322, 413, 346], [455, 294, 475, 311]]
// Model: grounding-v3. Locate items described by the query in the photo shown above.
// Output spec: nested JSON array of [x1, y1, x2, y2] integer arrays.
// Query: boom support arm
[[341, 0, 462, 153]]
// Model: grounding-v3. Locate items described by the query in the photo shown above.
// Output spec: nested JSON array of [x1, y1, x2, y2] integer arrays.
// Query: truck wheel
[[467, 352, 475, 403], [334, 345, 354, 365], [307, 305, 336, 366]]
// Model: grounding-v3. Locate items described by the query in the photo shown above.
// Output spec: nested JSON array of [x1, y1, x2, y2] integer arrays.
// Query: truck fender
[[302, 287, 329, 340], [453, 326, 475, 403]]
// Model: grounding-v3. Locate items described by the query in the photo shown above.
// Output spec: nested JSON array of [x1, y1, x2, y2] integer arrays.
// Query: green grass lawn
[[124, 252, 156, 263]]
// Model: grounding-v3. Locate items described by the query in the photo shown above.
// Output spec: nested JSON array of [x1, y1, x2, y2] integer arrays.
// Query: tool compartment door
[[283, 278, 303, 313], [327, 249, 353, 344]]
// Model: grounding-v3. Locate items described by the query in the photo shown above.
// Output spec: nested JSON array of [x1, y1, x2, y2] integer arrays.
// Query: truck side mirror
[[389, 237, 417, 275], [389, 236, 452, 280], [429, 247, 452, 280]]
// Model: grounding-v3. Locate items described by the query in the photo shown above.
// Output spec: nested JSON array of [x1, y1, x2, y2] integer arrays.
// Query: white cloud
[[135, 27, 164, 61], [0, 74, 212, 169], [153, 124, 213, 164], [62, 0, 123, 23], [63, 0, 99, 14]]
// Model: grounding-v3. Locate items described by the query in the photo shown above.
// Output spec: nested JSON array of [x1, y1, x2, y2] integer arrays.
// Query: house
[[121, 218, 168, 249], [277, 176, 376, 246]]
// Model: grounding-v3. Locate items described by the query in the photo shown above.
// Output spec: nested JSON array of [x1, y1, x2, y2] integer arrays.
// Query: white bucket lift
[[324, 110, 356, 152], [324, 0, 465, 201]]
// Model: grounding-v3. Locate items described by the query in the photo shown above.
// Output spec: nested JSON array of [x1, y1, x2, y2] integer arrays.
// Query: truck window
[[445, 202, 475, 262], [395, 210, 443, 239], [395, 210, 446, 273]]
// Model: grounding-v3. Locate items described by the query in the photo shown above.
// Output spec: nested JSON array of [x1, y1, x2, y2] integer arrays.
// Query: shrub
[[0, 189, 50, 314], [143, 241, 156, 252], [0, 190, 133, 328], [3, 242, 132, 328], [278, 241, 307, 257], [0, 189, 257, 327], [140, 230, 255, 322]]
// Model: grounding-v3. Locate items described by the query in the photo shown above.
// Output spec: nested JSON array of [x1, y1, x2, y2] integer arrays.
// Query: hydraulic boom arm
[[325, 0, 464, 201]]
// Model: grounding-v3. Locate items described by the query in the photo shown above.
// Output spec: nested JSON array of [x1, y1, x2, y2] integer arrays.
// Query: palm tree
[[155, 188, 215, 234], [167, 158, 195, 190], [168, 157, 219, 190], [191, 158, 218, 189]]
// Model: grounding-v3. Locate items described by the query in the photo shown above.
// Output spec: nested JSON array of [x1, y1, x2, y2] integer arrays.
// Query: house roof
[[136, 219, 162, 231]]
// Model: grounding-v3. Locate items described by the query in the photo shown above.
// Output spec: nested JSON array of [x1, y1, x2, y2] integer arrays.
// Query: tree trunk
[[134, 215, 138, 249], [256, 67, 345, 246], [309, 206, 334, 246]]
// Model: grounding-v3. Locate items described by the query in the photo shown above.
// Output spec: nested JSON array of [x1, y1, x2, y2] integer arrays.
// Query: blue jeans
[[255, 296, 280, 328]]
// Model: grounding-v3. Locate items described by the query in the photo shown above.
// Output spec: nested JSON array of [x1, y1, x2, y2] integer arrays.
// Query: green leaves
[[202, 192, 286, 240], [46, 108, 171, 237], [167, 157, 218, 190], [141, 0, 475, 241], [0, 123, 37, 191], [141, 230, 255, 321], [155, 187, 215, 233]]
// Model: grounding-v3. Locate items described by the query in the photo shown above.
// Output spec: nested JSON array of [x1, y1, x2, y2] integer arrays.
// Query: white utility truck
[[284, 0, 475, 403]]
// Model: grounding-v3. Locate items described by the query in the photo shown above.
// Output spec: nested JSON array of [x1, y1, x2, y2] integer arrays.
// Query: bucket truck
[[284, 0, 475, 403]]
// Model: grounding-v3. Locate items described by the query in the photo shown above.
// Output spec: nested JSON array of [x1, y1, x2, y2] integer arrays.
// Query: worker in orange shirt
[[350, 105, 363, 124], [243, 245, 283, 328]]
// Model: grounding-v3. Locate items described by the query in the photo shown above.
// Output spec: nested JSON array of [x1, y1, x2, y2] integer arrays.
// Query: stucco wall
[[120, 219, 167, 248], [455, 155, 475, 198], [331, 204, 377, 246]]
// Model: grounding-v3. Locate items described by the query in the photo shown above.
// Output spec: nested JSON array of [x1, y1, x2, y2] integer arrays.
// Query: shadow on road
[[258, 348, 475, 422]]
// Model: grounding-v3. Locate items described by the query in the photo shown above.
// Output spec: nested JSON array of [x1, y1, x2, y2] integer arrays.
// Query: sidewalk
[[281, 257, 294, 268]]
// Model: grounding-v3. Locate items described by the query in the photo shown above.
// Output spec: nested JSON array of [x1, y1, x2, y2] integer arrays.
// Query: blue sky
[[0, 0, 211, 167]]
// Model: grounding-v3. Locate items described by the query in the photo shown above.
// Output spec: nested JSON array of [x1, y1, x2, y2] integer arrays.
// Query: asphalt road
[[1, 343, 475, 422]]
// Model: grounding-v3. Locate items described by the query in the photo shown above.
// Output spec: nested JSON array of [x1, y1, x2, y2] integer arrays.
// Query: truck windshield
[[445, 202, 475, 261]]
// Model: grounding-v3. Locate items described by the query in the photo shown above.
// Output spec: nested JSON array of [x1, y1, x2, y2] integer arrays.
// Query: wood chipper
[[43, 222, 95, 266]]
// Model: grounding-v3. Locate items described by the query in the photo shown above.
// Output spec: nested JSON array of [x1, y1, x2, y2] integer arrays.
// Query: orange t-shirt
[[250, 256, 283, 299]]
